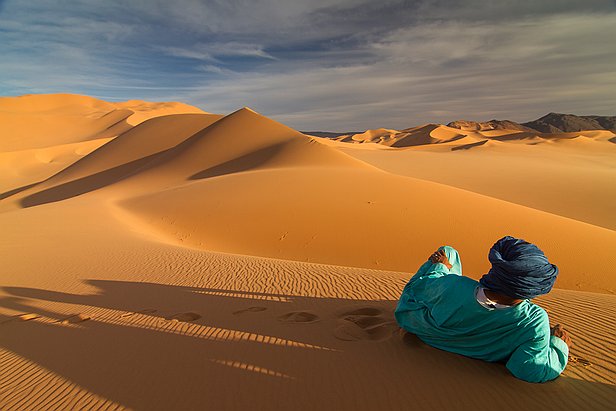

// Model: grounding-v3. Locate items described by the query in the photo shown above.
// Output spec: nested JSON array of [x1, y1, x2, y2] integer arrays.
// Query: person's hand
[[551, 324, 572, 346], [429, 249, 452, 269]]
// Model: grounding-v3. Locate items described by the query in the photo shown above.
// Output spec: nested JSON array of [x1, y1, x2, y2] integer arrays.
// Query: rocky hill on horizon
[[521, 113, 616, 133], [448, 113, 616, 133]]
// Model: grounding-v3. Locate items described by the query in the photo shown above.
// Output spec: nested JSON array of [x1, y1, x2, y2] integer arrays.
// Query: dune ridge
[[327, 123, 616, 150], [0, 94, 212, 196]]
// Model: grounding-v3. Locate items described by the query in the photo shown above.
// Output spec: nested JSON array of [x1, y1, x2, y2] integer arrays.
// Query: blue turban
[[479, 236, 558, 299]]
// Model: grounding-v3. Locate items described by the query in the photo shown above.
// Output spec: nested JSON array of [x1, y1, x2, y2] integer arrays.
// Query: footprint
[[0, 313, 40, 324], [569, 355, 592, 367], [334, 306, 397, 342], [233, 306, 267, 315], [167, 312, 201, 322], [58, 313, 91, 325], [120, 308, 157, 318], [278, 311, 320, 324]]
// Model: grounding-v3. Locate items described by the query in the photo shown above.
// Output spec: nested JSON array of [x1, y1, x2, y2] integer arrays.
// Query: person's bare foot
[[551, 324, 572, 346]]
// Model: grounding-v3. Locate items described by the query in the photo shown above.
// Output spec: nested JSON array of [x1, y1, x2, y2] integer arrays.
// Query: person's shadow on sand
[[1, 280, 614, 410]]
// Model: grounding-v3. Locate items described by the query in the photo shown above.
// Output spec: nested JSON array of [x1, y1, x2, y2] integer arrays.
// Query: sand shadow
[[1, 280, 614, 410], [0, 280, 398, 409], [451, 139, 488, 151], [17, 141, 289, 207], [189, 142, 287, 180], [19, 152, 164, 208], [0, 182, 41, 201]]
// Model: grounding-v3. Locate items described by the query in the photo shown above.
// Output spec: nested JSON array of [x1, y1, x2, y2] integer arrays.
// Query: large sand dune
[[1, 94, 615, 410], [0, 94, 208, 194]]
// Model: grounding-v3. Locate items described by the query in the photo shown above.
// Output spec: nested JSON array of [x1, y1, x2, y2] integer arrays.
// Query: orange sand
[[1, 94, 615, 410]]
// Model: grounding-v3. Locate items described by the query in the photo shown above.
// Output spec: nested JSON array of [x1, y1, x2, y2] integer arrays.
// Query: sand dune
[[333, 124, 468, 147], [111, 107, 373, 189], [0, 137, 114, 194], [0, 94, 211, 198], [2, 94, 615, 410], [4, 100, 615, 292], [337, 128, 616, 230], [331, 123, 616, 150], [118, 167, 616, 294]]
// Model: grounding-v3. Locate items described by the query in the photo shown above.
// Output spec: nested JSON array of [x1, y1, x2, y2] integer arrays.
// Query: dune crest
[[0, 93, 212, 195], [331, 123, 616, 150]]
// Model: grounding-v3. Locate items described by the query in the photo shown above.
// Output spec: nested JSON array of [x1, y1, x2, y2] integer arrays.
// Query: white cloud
[[159, 42, 276, 61]]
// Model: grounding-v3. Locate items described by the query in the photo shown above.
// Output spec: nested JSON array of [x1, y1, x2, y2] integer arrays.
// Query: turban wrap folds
[[479, 236, 558, 299]]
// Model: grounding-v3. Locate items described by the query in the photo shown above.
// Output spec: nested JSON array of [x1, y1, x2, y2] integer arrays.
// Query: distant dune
[[2, 94, 615, 410], [0, 94, 208, 195], [323, 122, 615, 231]]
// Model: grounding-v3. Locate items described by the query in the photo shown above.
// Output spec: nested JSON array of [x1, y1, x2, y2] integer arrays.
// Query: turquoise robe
[[395, 246, 568, 383]]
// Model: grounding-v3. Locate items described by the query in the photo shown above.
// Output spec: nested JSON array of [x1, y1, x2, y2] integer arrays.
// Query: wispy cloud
[[0, 0, 614, 130], [158, 42, 276, 62]]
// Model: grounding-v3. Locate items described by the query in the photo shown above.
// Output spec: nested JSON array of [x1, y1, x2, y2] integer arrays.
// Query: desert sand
[[1, 94, 615, 410]]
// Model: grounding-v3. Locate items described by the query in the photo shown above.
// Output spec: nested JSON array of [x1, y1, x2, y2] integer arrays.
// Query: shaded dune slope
[[0, 95, 133, 152]]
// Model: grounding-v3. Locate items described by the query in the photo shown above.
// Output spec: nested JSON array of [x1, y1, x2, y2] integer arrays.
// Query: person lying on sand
[[395, 236, 570, 383]]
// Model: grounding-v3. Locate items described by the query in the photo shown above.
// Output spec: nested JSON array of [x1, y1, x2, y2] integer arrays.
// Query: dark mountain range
[[447, 113, 615, 133], [521, 113, 616, 133]]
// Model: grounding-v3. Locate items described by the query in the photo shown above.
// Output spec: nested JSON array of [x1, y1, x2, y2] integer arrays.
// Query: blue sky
[[1, 0, 615, 130]]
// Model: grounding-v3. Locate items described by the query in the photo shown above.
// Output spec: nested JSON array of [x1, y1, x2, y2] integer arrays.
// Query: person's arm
[[406, 249, 452, 287], [505, 324, 569, 383]]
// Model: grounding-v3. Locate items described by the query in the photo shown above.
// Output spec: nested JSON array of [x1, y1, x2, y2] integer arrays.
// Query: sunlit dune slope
[[0, 137, 114, 195], [114, 99, 206, 125], [332, 126, 616, 230], [0, 94, 133, 152], [0, 93, 211, 194], [118, 165, 616, 294], [0, 94, 207, 152]]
